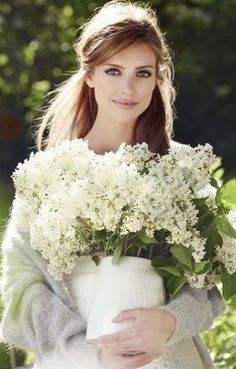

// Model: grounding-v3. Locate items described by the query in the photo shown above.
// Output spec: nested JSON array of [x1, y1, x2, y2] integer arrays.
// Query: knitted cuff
[[159, 287, 202, 346]]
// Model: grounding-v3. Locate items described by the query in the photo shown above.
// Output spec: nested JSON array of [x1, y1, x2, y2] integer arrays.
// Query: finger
[[112, 308, 144, 323], [118, 351, 146, 357], [98, 334, 141, 352], [98, 326, 136, 344], [98, 342, 136, 353], [99, 341, 170, 358], [124, 352, 153, 368], [98, 338, 138, 353], [99, 342, 169, 355]]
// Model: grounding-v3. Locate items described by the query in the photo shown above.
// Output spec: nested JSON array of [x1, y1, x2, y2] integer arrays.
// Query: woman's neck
[[84, 118, 136, 154]]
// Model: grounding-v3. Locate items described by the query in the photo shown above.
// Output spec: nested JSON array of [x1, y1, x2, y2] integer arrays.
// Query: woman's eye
[[137, 70, 152, 78], [104, 68, 152, 78], [105, 68, 120, 76]]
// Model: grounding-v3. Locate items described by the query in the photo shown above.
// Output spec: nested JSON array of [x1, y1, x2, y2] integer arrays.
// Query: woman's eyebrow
[[102, 63, 155, 69]]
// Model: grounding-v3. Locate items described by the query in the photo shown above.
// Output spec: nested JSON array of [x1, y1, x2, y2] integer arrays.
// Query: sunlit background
[[0, 1, 235, 368]]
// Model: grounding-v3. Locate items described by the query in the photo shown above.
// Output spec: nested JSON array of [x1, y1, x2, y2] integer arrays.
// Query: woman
[[0, 1, 226, 369]]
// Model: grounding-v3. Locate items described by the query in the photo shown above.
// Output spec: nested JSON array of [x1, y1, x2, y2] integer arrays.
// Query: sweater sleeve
[[0, 213, 87, 355], [160, 284, 227, 346]]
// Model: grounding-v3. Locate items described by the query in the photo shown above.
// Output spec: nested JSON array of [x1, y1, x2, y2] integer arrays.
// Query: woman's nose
[[121, 76, 135, 95]]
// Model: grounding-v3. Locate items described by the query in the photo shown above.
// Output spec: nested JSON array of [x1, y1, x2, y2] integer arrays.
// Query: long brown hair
[[36, 1, 176, 155]]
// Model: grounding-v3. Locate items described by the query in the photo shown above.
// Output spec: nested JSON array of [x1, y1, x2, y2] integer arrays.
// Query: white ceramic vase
[[85, 256, 166, 343]]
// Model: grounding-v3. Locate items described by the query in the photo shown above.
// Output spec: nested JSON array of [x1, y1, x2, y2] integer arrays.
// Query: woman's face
[[86, 43, 157, 125]]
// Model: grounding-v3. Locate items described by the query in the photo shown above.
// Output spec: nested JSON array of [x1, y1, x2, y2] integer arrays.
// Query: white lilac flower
[[196, 184, 218, 212], [216, 235, 236, 275], [12, 140, 221, 282], [214, 210, 236, 275], [205, 270, 221, 289], [184, 272, 208, 289]]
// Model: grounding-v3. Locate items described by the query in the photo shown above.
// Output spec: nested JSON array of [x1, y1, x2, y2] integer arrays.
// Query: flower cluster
[[12, 139, 236, 299]]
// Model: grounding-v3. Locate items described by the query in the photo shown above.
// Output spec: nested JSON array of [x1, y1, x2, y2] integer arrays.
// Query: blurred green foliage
[[0, 0, 235, 368], [0, 179, 11, 368], [203, 296, 236, 369], [0, 178, 26, 369], [0, 176, 13, 236], [0, 0, 94, 118]]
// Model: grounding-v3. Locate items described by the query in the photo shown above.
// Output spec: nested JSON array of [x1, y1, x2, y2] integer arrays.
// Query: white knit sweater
[[0, 201, 227, 369]]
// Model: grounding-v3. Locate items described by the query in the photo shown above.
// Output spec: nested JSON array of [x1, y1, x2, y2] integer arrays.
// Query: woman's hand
[[97, 307, 176, 368], [98, 349, 155, 369]]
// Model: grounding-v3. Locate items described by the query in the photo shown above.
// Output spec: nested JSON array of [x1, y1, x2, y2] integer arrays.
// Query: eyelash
[[104, 68, 152, 78]]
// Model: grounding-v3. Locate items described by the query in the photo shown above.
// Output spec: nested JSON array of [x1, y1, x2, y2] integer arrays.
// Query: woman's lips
[[112, 99, 138, 109]]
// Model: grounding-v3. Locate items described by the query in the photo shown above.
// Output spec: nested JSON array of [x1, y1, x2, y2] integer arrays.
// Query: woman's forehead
[[102, 43, 156, 66]]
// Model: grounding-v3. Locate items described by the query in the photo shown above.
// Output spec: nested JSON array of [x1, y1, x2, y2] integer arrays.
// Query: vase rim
[[100, 255, 153, 267]]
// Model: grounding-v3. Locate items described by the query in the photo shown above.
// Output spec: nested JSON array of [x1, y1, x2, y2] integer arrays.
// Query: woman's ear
[[85, 76, 94, 88]]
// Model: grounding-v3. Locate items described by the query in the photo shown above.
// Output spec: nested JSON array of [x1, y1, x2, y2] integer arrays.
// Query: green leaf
[[152, 256, 182, 278], [216, 179, 236, 209], [200, 217, 216, 238], [92, 255, 100, 265], [193, 260, 212, 274], [221, 271, 236, 300], [197, 212, 215, 230], [170, 244, 193, 270], [217, 213, 236, 239], [154, 268, 171, 278], [126, 244, 138, 256], [155, 265, 182, 276], [94, 229, 107, 240], [204, 232, 222, 259], [151, 255, 176, 268], [210, 177, 220, 189], [213, 168, 224, 181], [194, 202, 209, 217], [138, 232, 156, 244], [132, 239, 149, 249], [154, 229, 170, 242], [209, 231, 223, 246], [167, 275, 188, 297], [192, 197, 209, 207], [112, 240, 123, 264], [210, 156, 223, 175]]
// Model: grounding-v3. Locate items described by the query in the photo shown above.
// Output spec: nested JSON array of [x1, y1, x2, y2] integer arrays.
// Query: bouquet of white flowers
[[12, 139, 236, 300]]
